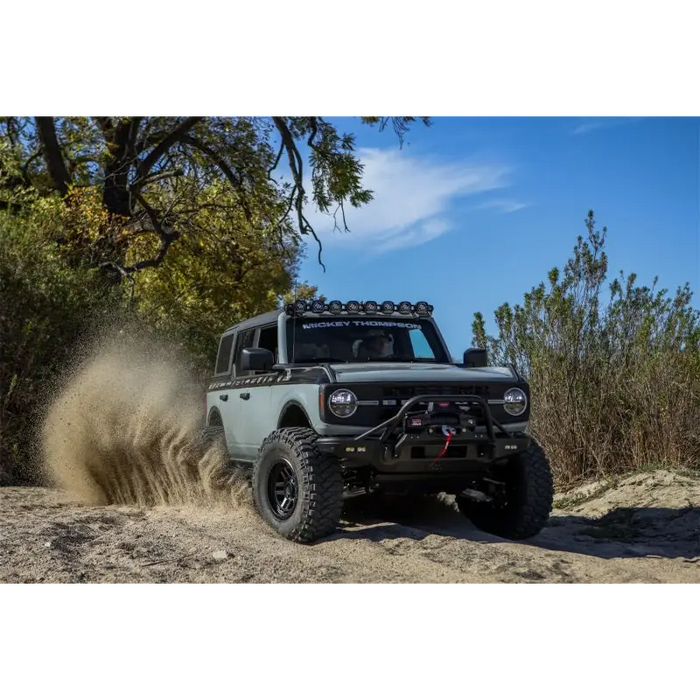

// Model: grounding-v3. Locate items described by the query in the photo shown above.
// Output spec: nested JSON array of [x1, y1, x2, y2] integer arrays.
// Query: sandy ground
[[1, 469, 698, 583]]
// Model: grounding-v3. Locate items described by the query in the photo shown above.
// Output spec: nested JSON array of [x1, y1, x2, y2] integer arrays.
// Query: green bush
[[0, 203, 127, 484], [473, 211, 700, 486]]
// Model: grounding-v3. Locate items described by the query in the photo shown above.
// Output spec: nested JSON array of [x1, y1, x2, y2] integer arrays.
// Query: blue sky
[[294, 117, 699, 359]]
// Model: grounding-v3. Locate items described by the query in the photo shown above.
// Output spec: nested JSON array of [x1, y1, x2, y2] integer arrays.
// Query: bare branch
[[137, 168, 185, 188], [126, 118, 143, 162], [100, 192, 180, 277], [268, 141, 285, 180], [177, 135, 242, 187], [272, 117, 326, 271], [92, 117, 115, 136], [174, 133, 256, 223], [135, 117, 203, 186], [34, 117, 71, 196]]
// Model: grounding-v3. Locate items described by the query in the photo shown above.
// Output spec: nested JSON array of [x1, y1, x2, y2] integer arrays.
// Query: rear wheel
[[253, 428, 343, 543], [202, 424, 225, 444], [457, 440, 553, 540]]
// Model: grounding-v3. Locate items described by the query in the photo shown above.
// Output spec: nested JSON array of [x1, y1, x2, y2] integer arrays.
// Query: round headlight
[[346, 300, 360, 314], [294, 299, 307, 313], [328, 300, 343, 314], [398, 301, 412, 314], [363, 301, 378, 314], [503, 388, 528, 416], [381, 300, 395, 314], [311, 299, 326, 314], [328, 389, 358, 418]]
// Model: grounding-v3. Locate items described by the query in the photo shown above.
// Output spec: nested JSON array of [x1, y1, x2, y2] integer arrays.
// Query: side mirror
[[463, 348, 487, 368], [241, 347, 275, 372]]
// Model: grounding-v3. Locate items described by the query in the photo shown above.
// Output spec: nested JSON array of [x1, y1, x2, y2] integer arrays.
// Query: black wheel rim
[[267, 459, 299, 520]]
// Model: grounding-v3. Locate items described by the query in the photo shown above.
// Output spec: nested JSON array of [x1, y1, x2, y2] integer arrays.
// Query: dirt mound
[[38, 330, 249, 510], [546, 470, 700, 558]]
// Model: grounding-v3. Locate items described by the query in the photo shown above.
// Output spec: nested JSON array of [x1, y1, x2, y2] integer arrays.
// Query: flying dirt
[[1, 329, 698, 583], [38, 330, 249, 509]]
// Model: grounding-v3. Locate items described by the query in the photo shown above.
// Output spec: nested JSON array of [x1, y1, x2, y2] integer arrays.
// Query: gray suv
[[205, 299, 553, 543]]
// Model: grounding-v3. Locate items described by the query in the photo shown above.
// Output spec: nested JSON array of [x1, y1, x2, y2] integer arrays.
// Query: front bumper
[[314, 393, 530, 474]]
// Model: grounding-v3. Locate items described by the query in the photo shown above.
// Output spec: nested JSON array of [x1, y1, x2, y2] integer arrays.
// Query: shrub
[[473, 211, 700, 486]]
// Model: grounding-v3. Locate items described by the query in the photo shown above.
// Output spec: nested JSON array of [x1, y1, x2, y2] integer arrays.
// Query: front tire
[[253, 428, 343, 543], [457, 440, 553, 540]]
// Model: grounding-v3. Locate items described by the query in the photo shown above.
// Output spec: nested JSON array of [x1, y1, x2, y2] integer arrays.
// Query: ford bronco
[[204, 299, 553, 543]]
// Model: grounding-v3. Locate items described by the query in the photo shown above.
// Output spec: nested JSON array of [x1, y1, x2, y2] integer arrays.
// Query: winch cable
[[430, 425, 456, 467]]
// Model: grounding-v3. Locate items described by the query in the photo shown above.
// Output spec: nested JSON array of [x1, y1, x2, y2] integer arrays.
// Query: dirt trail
[[1, 470, 698, 583], [2, 327, 698, 583]]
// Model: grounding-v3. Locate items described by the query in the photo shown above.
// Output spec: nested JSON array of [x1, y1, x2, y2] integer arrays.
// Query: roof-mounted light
[[285, 299, 434, 317], [415, 301, 432, 316]]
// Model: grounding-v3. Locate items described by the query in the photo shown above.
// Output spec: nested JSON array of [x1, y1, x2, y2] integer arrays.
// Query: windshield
[[285, 317, 449, 364]]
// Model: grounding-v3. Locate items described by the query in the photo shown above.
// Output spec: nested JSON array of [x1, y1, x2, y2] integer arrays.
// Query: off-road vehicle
[[204, 299, 553, 543]]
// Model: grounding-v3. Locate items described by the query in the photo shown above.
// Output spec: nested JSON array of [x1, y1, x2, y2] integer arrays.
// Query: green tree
[[0, 117, 429, 274]]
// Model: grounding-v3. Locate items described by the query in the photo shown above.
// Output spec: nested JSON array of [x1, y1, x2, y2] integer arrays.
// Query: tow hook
[[459, 488, 493, 503]]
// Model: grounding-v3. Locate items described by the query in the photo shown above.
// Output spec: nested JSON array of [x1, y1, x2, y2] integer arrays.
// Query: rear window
[[215, 333, 235, 374]]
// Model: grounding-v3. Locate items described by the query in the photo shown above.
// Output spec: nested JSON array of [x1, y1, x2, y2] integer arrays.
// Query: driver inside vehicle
[[358, 332, 394, 360]]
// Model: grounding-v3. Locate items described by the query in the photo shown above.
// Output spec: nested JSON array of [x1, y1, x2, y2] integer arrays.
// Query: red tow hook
[[430, 425, 457, 467]]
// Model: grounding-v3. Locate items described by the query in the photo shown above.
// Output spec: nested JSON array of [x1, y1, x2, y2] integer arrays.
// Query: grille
[[380, 384, 490, 401]]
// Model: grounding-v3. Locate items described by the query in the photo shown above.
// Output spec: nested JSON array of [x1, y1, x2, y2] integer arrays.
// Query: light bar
[[285, 300, 434, 317]]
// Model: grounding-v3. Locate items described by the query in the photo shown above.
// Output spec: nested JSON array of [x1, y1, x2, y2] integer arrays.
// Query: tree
[[0, 117, 430, 276]]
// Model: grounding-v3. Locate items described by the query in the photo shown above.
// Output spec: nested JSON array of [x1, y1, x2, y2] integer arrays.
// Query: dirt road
[[1, 470, 698, 583]]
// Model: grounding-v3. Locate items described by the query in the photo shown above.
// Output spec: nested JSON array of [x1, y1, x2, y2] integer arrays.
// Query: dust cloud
[[39, 328, 249, 509]]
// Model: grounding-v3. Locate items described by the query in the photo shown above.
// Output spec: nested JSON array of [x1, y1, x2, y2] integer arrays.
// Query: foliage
[[473, 211, 700, 485], [0, 116, 428, 272], [0, 200, 128, 484]]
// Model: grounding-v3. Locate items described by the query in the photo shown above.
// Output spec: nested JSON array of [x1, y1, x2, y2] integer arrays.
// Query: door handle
[[220, 394, 228, 401], [240, 392, 250, 400]]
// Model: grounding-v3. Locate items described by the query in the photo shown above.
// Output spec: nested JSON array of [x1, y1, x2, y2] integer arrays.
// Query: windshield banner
[[301, 320, 422, 330]]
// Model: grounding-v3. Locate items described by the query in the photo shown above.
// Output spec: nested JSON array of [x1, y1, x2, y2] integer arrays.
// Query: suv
[[204, 299, 553, 543]]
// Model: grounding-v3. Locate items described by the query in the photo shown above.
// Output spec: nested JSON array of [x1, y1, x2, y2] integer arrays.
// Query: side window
[[409, 328, 436, 359], [257, 325, 278, 363], [232, 329, 255, 376], [215, 333, 235, 375]]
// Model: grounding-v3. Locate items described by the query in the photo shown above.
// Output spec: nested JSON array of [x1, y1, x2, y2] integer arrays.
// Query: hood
[[328, 362, 519, 384]]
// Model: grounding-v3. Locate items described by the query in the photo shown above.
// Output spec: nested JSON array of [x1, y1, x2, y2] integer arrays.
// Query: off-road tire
[[457, 440, 553, 540], [253, 428, 343, 543], [202, 424, 225, 444]]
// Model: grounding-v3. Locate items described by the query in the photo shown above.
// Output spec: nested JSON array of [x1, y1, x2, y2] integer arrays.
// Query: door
[[218, 328, 255, 459], [234, 324, 276, 461]]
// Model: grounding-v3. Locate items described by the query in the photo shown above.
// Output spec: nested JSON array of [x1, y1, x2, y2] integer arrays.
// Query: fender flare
[[277, 400, 313, 429]]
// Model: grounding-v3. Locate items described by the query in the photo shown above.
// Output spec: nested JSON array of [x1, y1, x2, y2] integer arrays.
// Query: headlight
[[503, 388, 527, 416], [328, 389, 358, 418]]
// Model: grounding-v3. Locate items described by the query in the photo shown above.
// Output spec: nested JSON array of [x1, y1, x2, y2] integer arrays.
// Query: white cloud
[[304, 147, 512, 254], [571, 114, 651, 136], [477, 198, 530, 213]]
